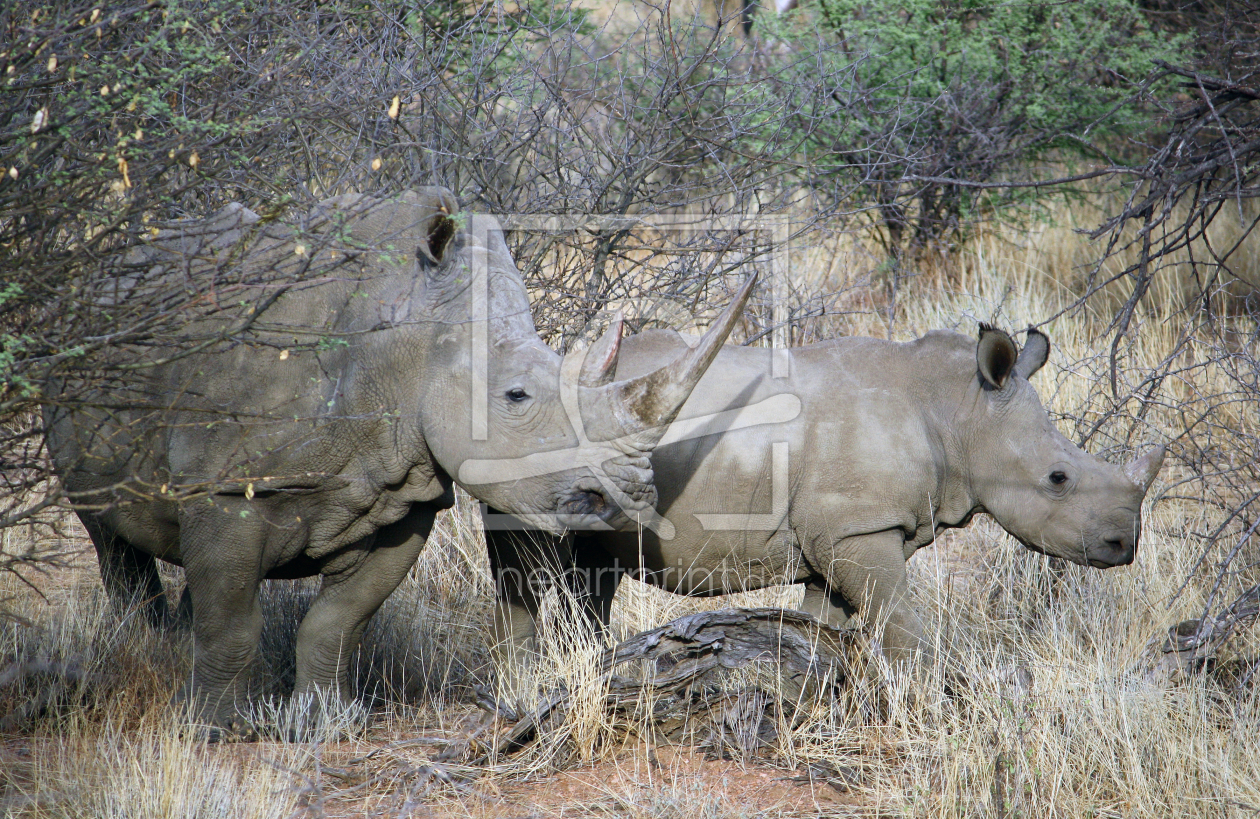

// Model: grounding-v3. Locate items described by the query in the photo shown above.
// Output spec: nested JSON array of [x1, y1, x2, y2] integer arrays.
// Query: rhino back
[[785, 335, 970, 544], [50, 197, 456, 559], [596, 331, 971, 587]]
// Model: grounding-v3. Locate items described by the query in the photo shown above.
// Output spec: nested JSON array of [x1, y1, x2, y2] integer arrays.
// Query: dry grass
[[2, 194, 1259, 817]]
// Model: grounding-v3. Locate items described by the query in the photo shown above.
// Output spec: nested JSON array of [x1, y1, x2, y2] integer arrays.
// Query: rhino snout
[[1089, 537, 1135, 568], [1085, 519, 1140, 568], [554, 488, 616, 532], [555, 470, 660, 531]]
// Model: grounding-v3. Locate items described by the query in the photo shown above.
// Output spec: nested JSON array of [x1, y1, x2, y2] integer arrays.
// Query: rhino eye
[[506, 387, 529, 403], [1049, 471, 1069, 486]]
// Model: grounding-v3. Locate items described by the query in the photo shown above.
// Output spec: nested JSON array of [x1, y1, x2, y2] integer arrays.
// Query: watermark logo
[[456, 213, 799, 539]]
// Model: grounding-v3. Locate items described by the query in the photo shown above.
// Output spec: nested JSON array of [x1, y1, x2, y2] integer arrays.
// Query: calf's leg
[[569, 537, 624, 636], [799, 578, 857, 629], [484, 520, 572, 670], [809, 530, 929, 667]]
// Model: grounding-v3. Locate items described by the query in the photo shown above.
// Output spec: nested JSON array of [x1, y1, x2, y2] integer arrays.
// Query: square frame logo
[[462, 212, 799, 538]]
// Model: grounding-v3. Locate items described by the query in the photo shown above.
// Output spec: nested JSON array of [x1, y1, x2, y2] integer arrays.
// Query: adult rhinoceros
[[484, 324, 1165, 665], [45, 188, 751, 731]]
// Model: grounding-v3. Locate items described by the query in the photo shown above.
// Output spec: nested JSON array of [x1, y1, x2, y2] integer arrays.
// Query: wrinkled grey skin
[[486, 324, 1166, 666], [45, 188, 748, 730]]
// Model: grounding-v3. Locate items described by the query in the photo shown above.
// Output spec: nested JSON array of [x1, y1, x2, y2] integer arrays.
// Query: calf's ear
[[977, 323, 1018, 390], [1015, 327, 1050, 380]]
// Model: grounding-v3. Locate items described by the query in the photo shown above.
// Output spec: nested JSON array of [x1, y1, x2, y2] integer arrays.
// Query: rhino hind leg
[[486, 524, 556, 670], [292, 507, 435, 709], [485, 520, 609, 679], [491, 593, 540, 684], [570, 536, 624, 634], [81, 514, 173, 630]]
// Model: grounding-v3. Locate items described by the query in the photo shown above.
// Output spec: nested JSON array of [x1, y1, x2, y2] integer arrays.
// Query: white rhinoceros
[[44, 188, 753, 731], [483, 324, 1165, 665]]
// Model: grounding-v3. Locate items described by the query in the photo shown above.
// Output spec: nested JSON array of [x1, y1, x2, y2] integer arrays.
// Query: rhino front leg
[[174, 583, 193, 629], [294, 507, 435, 704], [812, 530, 929, 667], [800, 579, 857, 629]]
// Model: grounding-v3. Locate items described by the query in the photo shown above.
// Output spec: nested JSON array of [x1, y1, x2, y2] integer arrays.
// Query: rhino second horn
[[1124, 445, 1167, 493], [612, 271, 758, 440], [579, 312, 625, 388]]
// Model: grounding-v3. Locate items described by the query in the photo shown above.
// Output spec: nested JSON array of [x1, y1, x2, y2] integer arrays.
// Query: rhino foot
[[170, 687, 258, 743]]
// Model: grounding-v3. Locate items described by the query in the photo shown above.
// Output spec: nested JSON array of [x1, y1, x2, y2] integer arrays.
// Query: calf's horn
[[1124, 445, 1166, 493], [578, 312, 625, 388]]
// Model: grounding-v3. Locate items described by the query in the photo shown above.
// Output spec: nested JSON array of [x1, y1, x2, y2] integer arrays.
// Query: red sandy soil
[[312, 744, 865, 818]]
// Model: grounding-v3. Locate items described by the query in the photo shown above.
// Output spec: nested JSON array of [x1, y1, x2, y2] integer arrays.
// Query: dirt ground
[[429, 748, 862, 817], [1, 536, 876, 818], [304, 744, 865, 818], [1, 725, 865, 817]]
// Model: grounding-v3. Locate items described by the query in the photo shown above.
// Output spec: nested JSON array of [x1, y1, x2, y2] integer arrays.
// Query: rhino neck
[[929, 424, 982, 538], [417, 218, 538, 343], [906, 343, 987, 544]]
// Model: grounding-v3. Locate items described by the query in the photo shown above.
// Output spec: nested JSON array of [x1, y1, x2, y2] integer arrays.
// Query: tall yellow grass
[[2, 195, 1258, 817]]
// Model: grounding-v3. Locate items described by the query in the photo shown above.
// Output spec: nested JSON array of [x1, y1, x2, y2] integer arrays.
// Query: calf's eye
[[506, 387, 529, 403], [1049, 470, 1068, 486]]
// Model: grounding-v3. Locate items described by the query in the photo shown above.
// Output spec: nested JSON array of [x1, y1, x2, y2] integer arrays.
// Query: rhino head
[[339, 188, 751, 533], [965, 324, 1165, 568]]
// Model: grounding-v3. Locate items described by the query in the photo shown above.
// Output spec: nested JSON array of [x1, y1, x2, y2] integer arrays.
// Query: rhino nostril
[[1103, 538, 1135, 564], [563, 489, 609, 517]]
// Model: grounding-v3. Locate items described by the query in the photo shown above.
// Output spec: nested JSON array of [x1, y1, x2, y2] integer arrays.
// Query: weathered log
[[1138, 584, 1260, 684], [476, 607, 876, 762]]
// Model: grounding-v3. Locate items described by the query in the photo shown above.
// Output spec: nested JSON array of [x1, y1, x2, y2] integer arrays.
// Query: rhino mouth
[[554, 472, 659, 531], [1088, 539, 1135, 568], [1016, 536, 1134, 569]]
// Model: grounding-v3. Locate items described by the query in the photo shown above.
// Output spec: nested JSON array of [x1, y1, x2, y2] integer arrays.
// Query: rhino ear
[[414, 189, 461, 268], [977, 323, 1018, 390], [416, 214, 457, 268], [579, 312, 624, 387], [1015, 326, 1050, 381]]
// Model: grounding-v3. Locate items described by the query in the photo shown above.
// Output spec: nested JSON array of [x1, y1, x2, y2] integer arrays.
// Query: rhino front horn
[[610, 272, 757, 441], [1124, 445, 1166, 493]]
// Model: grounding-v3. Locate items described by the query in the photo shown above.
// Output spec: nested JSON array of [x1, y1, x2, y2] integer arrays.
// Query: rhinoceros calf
[[45, 188, 752, 732], [484, 324, 1165, 665]]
